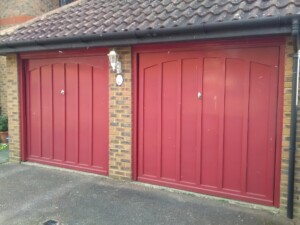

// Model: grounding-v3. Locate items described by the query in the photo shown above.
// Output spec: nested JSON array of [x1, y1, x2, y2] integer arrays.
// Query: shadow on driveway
[[0, 163, 297, 225]]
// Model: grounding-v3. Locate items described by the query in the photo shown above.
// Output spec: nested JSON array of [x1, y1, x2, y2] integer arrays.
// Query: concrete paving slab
[[0, 163, 297, 225], [0, 149, 8, 164]]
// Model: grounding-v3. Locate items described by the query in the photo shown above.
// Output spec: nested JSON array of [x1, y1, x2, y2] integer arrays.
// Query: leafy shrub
[[0, 144, 8, 151], [0, 115, 8, 132]]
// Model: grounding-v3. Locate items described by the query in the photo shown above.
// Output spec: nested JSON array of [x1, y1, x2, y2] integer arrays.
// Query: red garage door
[[26, 55, 109, 175], [137, 47, 279, 206]]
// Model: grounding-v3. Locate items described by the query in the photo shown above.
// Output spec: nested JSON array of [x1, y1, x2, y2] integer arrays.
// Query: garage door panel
[[26, 56, 109, 175], [29, 69, 42, 158], [138, 47, 280, 206], [41, 65, 53, 159], [223, 59, 248, 192], [266, 66, 279, 200], [53, 64, 66, 161], [180, 58, 201, 184], [65, 63, 79, 163], [78, 65, 93, 166], [201, 57, 224, 188], [247, 62, 277, 197], [142, 65, 161, 177], [161, 61, 179, 180], [92, 67, 108, 169]]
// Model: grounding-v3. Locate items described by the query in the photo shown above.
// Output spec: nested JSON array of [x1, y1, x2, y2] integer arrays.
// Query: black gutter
[[287, 19, 300, 220], [0, 15, 298, 54]]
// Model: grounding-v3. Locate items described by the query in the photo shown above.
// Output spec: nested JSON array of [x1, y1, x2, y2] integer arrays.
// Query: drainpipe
[[287, 19, 300, 219]]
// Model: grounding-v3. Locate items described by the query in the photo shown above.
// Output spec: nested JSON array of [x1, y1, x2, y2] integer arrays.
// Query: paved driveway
[[0, 149, 8, 164], [0, 163, 296, 225]]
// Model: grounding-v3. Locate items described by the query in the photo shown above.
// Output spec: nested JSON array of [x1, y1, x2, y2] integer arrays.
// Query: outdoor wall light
[[108, 49, 122, 74], [108, 49, 123, 86]]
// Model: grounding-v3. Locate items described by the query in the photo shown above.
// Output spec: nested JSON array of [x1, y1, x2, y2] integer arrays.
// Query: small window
[[59, 0, 75, 6]]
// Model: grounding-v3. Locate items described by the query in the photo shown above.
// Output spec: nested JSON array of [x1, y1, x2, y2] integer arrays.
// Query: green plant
[[0, 115, 8, 132], [0, 144, 8, 151]]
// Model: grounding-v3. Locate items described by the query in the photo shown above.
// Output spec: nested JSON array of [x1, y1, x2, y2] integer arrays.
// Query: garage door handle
[[60, 90, 65, 96], [198, 92, 202, 100]]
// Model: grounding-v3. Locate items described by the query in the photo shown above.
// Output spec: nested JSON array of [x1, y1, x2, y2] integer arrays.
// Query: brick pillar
[[6, 54, 21, 163], [109, 47, 132, 180], [280, 37, 300, 217]]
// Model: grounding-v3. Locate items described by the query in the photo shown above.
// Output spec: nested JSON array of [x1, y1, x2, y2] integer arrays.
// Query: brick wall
[[291, 38, 300, 217], [109, 47, 132, 180], [280, 37, 300, 217], [6, 54, 21, 163]]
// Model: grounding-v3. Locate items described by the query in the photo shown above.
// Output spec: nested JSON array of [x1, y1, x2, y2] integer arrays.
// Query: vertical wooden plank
[[63, 64, 67, 162], [53, 63, 65, 161], [143, 63, 160, 177], [41, 65, 53, 159], [39, 71, 43, 158], [175, 59, 182, 182], [161, 60, 179, 181], [247, 62, 276, 197], [92, 58, 109, 170], [90, 68, 94, 166], [138, 55, 145, 177], [223, 59, 248, 192], [201, 57, 223, 188], [29, 68, 41, 157], [157, 63, 162, 178], [26, 63, 31, 158], [24, 61, 31, 159], [180, 58, 199, 184], [196, 57, 203, 186], [51, 64, 54, 160], [241, 62, 251, 194], [65, 63, 79, 163], [217, 58, 226, 190], [266, 66, 278, 201], [77, 64, 80, 164], [78, 64, 93, 165]]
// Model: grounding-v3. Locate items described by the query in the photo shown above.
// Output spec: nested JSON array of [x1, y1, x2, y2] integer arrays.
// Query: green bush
[[0, 115, 8, 132], [0, 144, 8, 151]]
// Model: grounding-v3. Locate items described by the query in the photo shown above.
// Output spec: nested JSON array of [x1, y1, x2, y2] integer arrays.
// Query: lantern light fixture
[[108, 49, 122, 74]]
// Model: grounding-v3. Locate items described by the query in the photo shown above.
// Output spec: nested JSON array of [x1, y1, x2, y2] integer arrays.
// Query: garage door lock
[[197, 92, 202, 100]]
